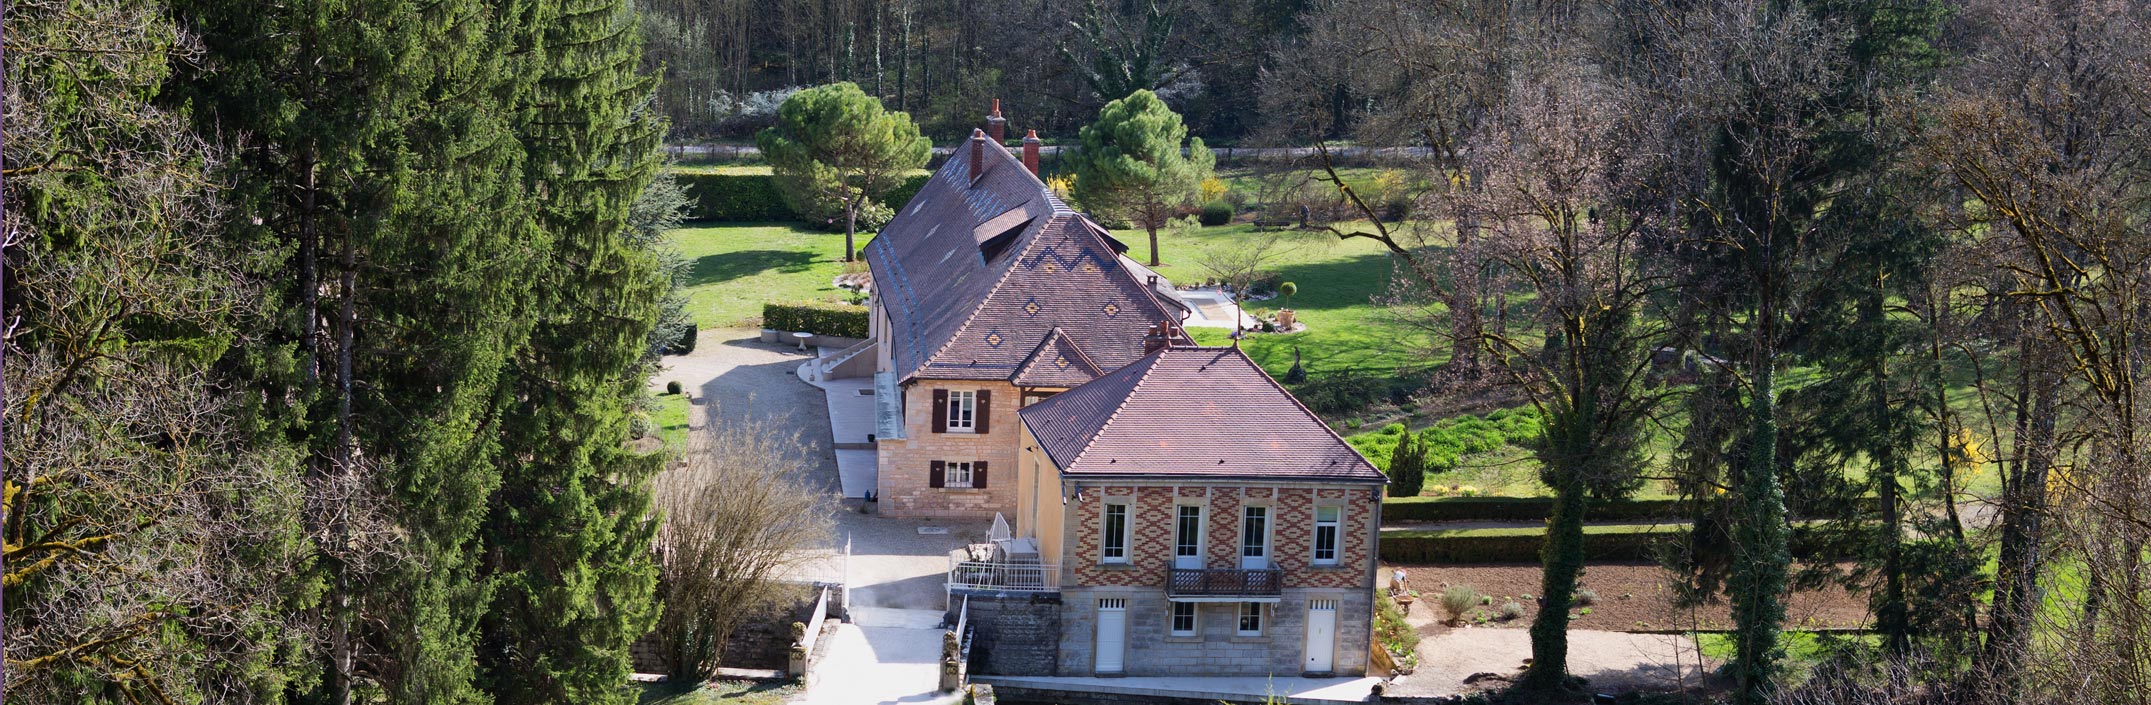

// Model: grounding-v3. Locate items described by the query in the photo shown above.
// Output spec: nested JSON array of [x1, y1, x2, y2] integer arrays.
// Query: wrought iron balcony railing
[[1167, 568, 1283, 598]]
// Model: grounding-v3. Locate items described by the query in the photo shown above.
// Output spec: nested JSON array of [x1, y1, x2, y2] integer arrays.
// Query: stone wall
[[1056, 587, 1373, 678], [877, 379, 1023, 518], [628, 581, 824, 674], [954, 590, 1063, 676]]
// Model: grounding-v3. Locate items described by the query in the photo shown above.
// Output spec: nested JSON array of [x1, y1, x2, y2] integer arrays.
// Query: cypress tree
[[476, 0, 671, 700]]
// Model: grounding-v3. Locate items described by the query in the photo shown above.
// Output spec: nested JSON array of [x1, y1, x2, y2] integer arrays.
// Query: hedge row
[[763, 301, 869, 339], [1380, 522, 1848, 564], [676, 171, 932, 223], [1383, 495, 1885, 523], [1384, 496, 1695, 523], [1381, 525, 1684, 564], [678, 172, 791, 221]]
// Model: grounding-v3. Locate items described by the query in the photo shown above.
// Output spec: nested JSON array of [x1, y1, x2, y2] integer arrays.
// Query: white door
[[1175, 505, 1204, 570], [1305, 599, 1338, 673], [1096, 598, 1128, 673], [1240, 506, 1270, 570]]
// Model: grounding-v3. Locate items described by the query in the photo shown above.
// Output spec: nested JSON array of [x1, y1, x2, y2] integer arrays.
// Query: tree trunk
[[301, 150, 320, 387], [1146, 221, 1161, 267], [331, 228, 359, 705], [844, 199, 859, 262], [1525, 467, 1588, 691], [1732, 350, 1788, 705], [1869, 276, 1909, 655], [1982, 325, 2058, 700]]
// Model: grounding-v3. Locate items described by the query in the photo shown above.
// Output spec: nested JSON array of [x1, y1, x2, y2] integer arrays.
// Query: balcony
[[947, 560, 1060, 594], [1168, 568, 1283, 600]]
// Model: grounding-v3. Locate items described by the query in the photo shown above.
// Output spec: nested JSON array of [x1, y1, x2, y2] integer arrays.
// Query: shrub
[[665, 380, 683, 395], [1293, 371, 1387, 415], [1380, 526, 1687, 564], [1374, 596, 1421, 669], [1576, 589, 1601, 607], [1439, 585, 1481, 625], [1498, 602, 1526, 621], [762, 301, 869, 338], [672, 321, 699, 354], [1198, 200, 1234, 226], [1387, 433, 1428, 498], [677, 172, 792, 221]]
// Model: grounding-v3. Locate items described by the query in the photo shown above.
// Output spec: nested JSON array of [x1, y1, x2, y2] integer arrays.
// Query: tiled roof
[[864, 135, 1186, 383], [1010, 327, 1107, 388], [1019, 346, 1387, 483]]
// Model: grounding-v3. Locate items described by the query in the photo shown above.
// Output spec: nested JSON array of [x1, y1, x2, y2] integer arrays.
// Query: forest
[[6, 0, 2150, 703]]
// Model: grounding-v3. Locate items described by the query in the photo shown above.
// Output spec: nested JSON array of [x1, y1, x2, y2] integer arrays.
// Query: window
[[1170, 602, 1197, 636], [1241, 506, 1269, 567], [1101, 502, 1130, 563], [946, 390, 976, 431], [1175, 506, 1203, 564], [944, 461, 974, 488], [1313, 505, 1341, 565], [1237, 603, 1264, 635]]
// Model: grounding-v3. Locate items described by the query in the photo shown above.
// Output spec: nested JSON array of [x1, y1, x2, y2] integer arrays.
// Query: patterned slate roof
[[865, 133, 1187, 383], [1018, 346, 1388, 483], [1010, 327, 1107, 388]]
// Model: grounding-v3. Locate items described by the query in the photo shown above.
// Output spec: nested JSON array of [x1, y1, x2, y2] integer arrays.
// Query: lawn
[[666, 221, 863, 328], [652, 392, 691, 452], [1111, 222, 1431, 381]]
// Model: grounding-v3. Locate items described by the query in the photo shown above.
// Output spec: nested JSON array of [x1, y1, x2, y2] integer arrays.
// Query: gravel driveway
[[652, 328, 985, 610]]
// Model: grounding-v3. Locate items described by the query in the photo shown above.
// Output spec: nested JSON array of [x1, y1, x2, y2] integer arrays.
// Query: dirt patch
[[1385, 561, 1872, 632]]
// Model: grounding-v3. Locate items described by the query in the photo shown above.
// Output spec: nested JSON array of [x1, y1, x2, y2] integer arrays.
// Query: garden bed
[[1385, 561, 1872, 632]]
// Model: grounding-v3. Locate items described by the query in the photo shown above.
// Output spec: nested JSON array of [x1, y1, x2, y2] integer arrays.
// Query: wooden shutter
[[973, 461, 988, 489], [931, 389, 948, 433], [975, 389, 992, 433], [929, 460, 946, 488]]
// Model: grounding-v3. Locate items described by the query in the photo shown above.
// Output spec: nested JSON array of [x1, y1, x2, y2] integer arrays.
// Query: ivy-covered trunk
[[1524, 469, 1588, 690], [1731, 354, 1789, 705]]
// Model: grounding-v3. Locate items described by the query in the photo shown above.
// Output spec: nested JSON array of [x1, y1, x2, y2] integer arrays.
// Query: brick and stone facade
[[1055, 587, 1374, 678], [876, 379, 1023, 518]]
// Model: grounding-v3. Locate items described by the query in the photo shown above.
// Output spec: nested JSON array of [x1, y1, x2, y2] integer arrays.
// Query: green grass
[[637, 679, 801, 705], [666, 164, 932, 178], [652, 392, 691, 453], [1115, 222, 1429, 381], [665, 222, 863, 328]]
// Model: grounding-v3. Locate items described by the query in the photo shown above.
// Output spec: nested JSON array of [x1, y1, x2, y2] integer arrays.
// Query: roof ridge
[[1062, 350, 1164, 469], [1012, 326, 1105, 383]]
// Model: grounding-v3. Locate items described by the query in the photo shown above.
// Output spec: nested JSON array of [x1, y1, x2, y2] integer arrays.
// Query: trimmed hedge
[[678, 172, 791, 221], [1385, 496, 1696, 523], [1382, 525, 1684, 564], [1381, 522, 1848, 564], [676, 170, 933, 223], [763, 301, 869, 339]]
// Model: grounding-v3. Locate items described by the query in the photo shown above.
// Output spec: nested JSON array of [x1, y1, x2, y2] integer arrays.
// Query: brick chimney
[[969, 128, 986, 182], [1022, 130, 1042, 176], [986, 99, 1007, 143], [1143, 321, 1172, 355]]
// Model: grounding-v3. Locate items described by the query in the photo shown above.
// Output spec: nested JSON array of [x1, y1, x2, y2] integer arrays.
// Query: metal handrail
[[1167, 568, 1284, 597], [946, 560, 1060, 592]]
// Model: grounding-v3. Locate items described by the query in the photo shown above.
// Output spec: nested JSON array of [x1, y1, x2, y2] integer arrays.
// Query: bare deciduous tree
[[649, 409, 833, 680]]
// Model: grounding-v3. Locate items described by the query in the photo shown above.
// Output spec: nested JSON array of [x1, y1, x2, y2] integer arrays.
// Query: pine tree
[[476, 0, 672, 700], [1071, 89, 1214, 266], [166, 0, 537, 701], [756, 82, 931, 262]]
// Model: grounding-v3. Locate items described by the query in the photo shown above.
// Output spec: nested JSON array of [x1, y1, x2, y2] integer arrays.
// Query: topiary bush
[[1386, 433, 1428, 498], [1198, 200, 1234, 226], [671, 321, 699, 354], [665, 380, 683, 395], [676, 172, 792, 221], [762, 301, 870, 338]]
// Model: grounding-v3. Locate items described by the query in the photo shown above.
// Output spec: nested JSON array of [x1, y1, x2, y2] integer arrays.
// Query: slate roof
[[1018, 346, 1388, 483], [1010, 328, 1107, 388], [864, 133, 1187, 384]]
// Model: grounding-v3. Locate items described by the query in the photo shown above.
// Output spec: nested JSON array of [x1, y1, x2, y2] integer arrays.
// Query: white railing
[[946, 559, 1060, 593], [987, 513, 1012, 544], [790, 586, 832, 678]]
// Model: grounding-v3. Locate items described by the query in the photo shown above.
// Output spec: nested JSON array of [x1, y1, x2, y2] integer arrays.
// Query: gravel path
[[1388, 628, 1716, 697], [651, 328, 984, 611]]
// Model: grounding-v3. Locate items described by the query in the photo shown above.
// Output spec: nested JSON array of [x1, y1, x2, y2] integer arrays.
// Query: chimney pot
[[986, 99, 1008, 143], [969, 128, 986, 182], [1022, 130, 1042, 177], [1143, 321, 1171, 355]]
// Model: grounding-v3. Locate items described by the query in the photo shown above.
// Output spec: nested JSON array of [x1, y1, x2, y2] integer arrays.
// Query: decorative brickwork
[[1206, 489, 1241, 568], [1062, 484, 1374, 592]]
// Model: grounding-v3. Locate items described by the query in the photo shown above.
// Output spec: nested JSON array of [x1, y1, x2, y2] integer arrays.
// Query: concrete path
[[794, 357, 879, 498], [803, 608, 958, 705]]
